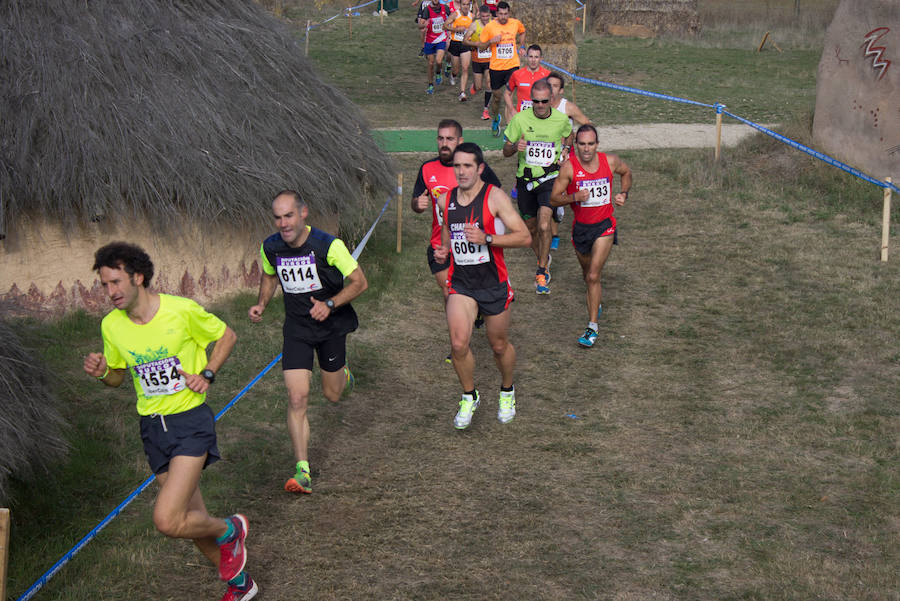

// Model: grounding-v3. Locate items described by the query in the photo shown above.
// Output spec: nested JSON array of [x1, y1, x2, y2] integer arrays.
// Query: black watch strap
[[201, 369, 216, 384]]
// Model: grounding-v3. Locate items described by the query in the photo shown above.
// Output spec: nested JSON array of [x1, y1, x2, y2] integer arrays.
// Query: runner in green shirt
[[502, 78, 572, 294]]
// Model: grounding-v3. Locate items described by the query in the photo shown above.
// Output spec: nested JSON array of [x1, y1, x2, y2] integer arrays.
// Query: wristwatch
[[325, 298, 336, 310], [484, 234, 493, 245], [200, 369, 216, 384]]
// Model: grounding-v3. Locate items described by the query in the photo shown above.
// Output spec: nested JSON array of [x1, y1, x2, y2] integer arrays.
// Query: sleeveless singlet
[[444, 184, 509, 290], [566, 152, 616, 226]]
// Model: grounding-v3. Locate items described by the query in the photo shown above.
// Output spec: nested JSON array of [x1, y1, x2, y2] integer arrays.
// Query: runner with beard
[[411, 119, 502, 362]]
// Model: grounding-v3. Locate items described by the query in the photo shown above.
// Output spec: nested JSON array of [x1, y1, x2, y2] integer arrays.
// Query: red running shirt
[[566, 152, 616, 226]]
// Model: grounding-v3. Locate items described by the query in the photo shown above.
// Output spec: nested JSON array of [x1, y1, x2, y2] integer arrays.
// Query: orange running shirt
[[507, 66, 551, 111], [479, 18, 525, 71]]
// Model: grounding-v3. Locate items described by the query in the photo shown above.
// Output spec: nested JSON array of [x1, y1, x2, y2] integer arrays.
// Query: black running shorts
[[572, 218, 617, 256], [140, 403, 220, 475], [283, 332, 348, 373]]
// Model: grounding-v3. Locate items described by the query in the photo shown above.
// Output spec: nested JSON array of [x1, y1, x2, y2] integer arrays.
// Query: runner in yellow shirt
[[83, 242, 257, 601]]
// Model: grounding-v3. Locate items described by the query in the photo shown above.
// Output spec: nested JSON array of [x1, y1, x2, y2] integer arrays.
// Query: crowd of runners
[[76, 4, 631, 599]]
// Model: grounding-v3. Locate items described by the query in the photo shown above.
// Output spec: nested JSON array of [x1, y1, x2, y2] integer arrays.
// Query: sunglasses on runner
[[531, 98, 550, 104]]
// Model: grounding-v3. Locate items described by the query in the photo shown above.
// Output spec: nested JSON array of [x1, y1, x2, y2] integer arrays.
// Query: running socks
[[484, 91, 492, 107], [588, 321, 599, 332], [217, 519, 235, 544], [228, 571, 248, 587], [501, 385, 514, 393]]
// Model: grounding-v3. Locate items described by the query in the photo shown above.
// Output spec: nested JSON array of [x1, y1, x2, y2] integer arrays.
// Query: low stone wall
[[589, 0, 700, 38], [1, 213, 339, 316], [514, 0, 578, 72]]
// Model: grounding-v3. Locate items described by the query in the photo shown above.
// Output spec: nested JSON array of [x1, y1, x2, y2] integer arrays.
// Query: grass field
[[7, 2, 900, 601]]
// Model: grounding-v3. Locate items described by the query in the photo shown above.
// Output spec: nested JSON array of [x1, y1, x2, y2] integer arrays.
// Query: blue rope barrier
[[721, 110, 899, 194], [541, 62, 897, 194], [16, 196, 395, 601], [541, 60, 716, 110], [308, 0, 380, 32], [352, 196, 392, 260]]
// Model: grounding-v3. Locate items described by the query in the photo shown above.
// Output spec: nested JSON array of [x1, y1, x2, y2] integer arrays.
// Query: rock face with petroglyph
[[813, 0, 899, 182]]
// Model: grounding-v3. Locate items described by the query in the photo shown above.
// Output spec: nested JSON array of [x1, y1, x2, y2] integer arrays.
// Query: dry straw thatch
[[0, 319, 69, 505], [0, 0, 395, 241]]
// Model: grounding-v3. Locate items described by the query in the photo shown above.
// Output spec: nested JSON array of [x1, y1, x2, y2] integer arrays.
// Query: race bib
[[431, 18, 444, 33], [519, 99, 532, 112], [452, 29, 464, 41], [135, 357, 185, 397], [276, 254, 323, 294], [578, 178, 611, 207], [451, 230, 490, 266], [525, 140, 556, 167], [496, 43, 514, 59], [477, 46, 492, 59]]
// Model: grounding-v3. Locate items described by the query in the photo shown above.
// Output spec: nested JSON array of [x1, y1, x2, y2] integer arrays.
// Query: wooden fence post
[[714, 112, 723, 161], [396, 173, 403, 253], [305, 20, 311, 57], [348, 9, 352, 40], [582, 1, 588, 35], [0, 508, 9, 601], [881, 177, 892, 262], [380, 0, 384, 25]]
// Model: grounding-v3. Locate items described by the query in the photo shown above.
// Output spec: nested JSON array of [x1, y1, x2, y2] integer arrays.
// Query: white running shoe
[[454, 391, 480, 429], [497, 388, 516, 423]]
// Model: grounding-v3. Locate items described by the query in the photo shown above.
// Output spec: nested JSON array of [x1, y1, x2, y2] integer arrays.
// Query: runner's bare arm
[[608, 154, 633, 206], [481, 187, 531, 248], [502, 135, 523, 157], [412, 192, 430, 212], [433, 193, 452, 262], [567, 101, 592, 127], [443, 11, 458, 29], [204, 326, 237, 374], [83, 352, 126, 387], [550, 160, 588, 206], [248, 271, 278, 322], [310, 265, 368, 321]]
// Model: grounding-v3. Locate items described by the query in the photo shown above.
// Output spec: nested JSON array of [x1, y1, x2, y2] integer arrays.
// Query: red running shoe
[[220, 575, 258, 601], [217, 514, 249, 581]]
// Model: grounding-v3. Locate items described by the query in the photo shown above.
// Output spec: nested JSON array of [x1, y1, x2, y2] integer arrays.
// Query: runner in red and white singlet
[[433, 142, 531, 430], [551, 124, 633, 348]]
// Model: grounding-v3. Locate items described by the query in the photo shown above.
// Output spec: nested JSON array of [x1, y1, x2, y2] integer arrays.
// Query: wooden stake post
[[714, 112, 723, 161], [305, 20, 311, 57], [582, 1, 588, 35], [348, 8, 353, 39], [0, 508, 9, 601], [881, 177, 892, 262], [380, 0, 384, 25], [396, 173, 403, 253]]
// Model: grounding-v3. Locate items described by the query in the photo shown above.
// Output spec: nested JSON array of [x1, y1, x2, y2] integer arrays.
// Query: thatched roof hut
[[0, 319, 69, 505], [1, 0, 394, 314]]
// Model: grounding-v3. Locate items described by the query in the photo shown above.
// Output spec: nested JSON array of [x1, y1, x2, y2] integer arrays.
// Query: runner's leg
[[484, 308, 514, 388], [153, 454, 227, 543], [446, 293, 478, 391], [284, 368, 313, 462]]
